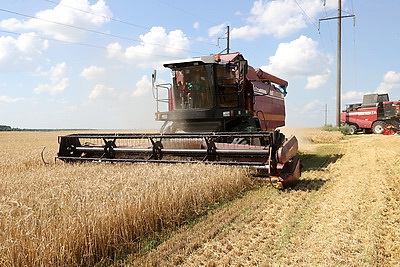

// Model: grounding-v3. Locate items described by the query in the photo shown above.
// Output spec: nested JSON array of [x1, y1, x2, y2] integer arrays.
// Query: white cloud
[[306, 73, 330, 89], [342, 91, 368, 102], [132, 75, 152, 97], [261, 35, 332, 89], [17, 33, 49, 53], [231, 0, 336, 39], [0, 33, 48, 71], [376, 71, 400, 94], [34, 78, 69, 95], [34, 62, 69, 95], [44, 62, 67, 82], [80, 65, 106, 81], [208, 23, 228, 37], [0, 95, 24, 103], [107, 27, 190, 68], [89, 84, 115, 99], [0, 0, 112, 42], [193, 22, 200, 30], [300, 99, 323, 115], [230, 25, 260, 41], [106, 42, 122, 58]]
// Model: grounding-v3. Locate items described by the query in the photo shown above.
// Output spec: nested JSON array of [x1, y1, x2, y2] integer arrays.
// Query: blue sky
[[0, 0, 399, 129]]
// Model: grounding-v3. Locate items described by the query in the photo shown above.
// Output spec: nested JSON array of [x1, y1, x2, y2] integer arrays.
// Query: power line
[[42, 0, 148, 31], [0, 29, 187, 60], [42, 0, 217, 47], [293, 0, 329, 58], [352, 25, 358, 92], [0, 7, 206, 56], [156, 0, 217, 26], [322, 1, 335, 52], [351, 1, 358, 92], [293, 0, 319, 30], [349, 0, 355, 15]]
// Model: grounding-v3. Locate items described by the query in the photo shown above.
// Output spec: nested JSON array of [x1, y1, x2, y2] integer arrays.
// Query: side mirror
[[152, 70, 157, 86], [239, 60, 248, 76], [151, 70, 157, 99]]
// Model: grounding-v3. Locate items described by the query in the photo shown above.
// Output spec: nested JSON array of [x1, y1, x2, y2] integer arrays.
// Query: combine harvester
[[341, 93, 400, 134], [57, 53, 301, 188]]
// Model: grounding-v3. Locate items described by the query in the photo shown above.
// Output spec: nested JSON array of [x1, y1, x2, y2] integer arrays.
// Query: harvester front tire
[[372, 121, 386, 134], [348, 125, 357, 135]]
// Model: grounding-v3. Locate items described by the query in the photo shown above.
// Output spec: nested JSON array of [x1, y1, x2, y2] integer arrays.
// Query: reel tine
[[41, 147, 49, 165]]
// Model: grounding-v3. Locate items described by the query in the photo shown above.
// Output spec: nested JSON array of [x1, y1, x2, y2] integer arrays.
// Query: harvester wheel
[[372, 121, 386, 134], [348, 125, 357, 135]]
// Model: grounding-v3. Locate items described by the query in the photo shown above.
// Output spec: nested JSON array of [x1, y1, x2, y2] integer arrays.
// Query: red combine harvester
[[57, 53, 301, 188], [340, 93, 400, 134]]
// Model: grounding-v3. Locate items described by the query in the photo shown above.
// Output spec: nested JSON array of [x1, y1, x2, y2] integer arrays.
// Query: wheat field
[[3, 130, 398, 266], [133, 132, 400, 266], [0, 131, 254, 265]]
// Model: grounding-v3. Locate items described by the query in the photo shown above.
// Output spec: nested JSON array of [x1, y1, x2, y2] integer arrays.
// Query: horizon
[[1, 0, 399, 129]]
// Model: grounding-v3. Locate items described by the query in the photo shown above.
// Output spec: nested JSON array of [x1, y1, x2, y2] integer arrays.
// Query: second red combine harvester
[[341, 93, 400, 134], [57, 53, 301, 188]]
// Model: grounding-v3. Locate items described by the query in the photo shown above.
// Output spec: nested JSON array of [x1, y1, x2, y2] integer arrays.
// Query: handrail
[[154, 83, 172, 113]]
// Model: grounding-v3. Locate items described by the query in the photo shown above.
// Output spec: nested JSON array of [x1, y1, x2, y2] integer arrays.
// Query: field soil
[[132, 132, 400, 266]]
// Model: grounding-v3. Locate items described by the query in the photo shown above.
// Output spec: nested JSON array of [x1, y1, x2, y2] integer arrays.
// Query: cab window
[[172, 65, 213, 109]]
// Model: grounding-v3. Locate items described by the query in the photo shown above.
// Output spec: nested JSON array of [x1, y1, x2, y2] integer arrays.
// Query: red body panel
[[340, 107, 378, 128], [254, 95, 285, 131], [247, 66, 286, 131], [218, 55, 287, 131], [219, 52, 241, 63]]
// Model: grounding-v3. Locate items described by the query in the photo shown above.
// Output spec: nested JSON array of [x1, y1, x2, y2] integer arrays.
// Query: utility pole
[[218, 25, 230, 54], [324, 103, 328, 126], [319, 0, 355, 127], [226, 25, 230, 54], [336, 0, 341, 128]]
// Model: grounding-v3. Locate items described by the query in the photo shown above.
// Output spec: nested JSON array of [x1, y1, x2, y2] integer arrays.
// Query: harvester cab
[[57, 53, 301, 189], [153, 53, 288, 134]]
